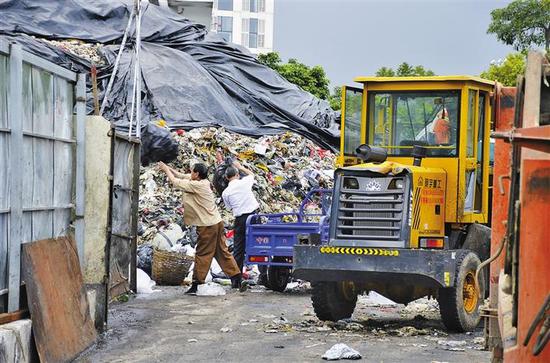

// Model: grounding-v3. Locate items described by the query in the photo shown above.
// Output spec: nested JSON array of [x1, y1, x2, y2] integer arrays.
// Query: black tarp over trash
[[0, 0, 339, 154]]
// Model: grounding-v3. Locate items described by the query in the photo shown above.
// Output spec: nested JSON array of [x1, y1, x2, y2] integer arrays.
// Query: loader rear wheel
[[267, 266, 290, 292], [311, 281, 357, 321], [438, 251, 485, 332]]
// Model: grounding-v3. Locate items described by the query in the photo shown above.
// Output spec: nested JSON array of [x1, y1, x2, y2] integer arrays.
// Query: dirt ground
[[78, 285, 490, 363]]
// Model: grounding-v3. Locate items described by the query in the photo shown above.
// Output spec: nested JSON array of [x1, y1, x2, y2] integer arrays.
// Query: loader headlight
[[343, 177, 359, 190], [388, 178, 404, 189]]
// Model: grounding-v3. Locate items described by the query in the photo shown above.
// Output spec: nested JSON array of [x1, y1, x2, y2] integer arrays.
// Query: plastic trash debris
[[151, 224, 184, 250], [254, 142, 268, 156], [187, 339, 198, 343], [196, 282, 226, 296], [361, 291, 397, 306], [220, 327, 232, 333], [437, 340, 467, 351], [136, 268, 160, 294], [322, 343, 362, 360]]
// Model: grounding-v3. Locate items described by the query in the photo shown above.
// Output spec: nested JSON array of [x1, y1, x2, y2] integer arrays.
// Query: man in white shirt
[[222, 160, 265, 282]]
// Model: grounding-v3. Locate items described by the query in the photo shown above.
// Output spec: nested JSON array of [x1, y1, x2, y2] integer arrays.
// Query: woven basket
[[152, 249, 194, 286]]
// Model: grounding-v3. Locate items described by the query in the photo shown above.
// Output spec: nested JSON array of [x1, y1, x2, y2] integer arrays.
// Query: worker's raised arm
[[159, 161, 190, 179], [158, 162, 193, 192], [169, 166, 190, 179], [232, 160, 253, 176]]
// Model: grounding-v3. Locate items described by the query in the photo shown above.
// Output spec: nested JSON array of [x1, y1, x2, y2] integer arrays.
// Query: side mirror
[[355, 144, 387, 163]]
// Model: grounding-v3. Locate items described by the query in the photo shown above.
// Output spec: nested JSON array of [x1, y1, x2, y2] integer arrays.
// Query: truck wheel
[[438, 252, 485, 332], [267, 267, 290, 292], [311, 281, 357, 321]]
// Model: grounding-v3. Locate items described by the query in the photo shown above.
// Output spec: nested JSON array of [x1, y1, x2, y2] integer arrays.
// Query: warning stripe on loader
[[319, 246, 400, 257]]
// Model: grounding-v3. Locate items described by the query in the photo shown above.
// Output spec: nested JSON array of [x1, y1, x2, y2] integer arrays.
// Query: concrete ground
[[78, 285, 490, 363]]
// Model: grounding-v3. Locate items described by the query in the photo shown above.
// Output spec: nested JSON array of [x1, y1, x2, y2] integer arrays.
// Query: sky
[[273, 0, 516, 88]]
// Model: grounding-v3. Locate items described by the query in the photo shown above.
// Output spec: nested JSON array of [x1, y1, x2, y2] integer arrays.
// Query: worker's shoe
[[230, 274, 248, 292], [230, 274, 242, 289], [185, 282, 200, 295]]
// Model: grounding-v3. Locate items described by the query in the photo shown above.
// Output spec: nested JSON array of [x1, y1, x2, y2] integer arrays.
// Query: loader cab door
[[339, 86, 364, 166], [461, 88, 491, 222]]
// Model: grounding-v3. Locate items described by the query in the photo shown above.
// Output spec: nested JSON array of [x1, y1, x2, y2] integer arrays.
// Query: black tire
[[311, 281, 357, 321], [267, 267, 290, 292], [463, 223, 491, 298], [438, 251, 485, 332]]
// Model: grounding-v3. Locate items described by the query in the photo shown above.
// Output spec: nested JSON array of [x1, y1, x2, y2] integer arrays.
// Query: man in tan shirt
[[159, 161, 242, 294]]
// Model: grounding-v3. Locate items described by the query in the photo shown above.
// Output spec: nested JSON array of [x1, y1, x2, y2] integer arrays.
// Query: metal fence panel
[[0, 41, 84, 312], [0, 53, 8, 129], [108, 134, 139, 299], [0, 49, 8, 295], [54, 77, 74, 139], [0, 133, 8, 211]]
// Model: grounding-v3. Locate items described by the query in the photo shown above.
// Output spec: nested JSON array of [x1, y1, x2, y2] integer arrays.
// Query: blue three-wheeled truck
[[245, 189, 332, 291]]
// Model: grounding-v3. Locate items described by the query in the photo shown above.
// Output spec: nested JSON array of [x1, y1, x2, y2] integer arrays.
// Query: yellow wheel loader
[[294, 76, 494, 332]]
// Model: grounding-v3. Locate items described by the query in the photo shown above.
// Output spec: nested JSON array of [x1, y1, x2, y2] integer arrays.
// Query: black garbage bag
[[212, 157, 234, 196], [137, 243, 154, 275], [213, 164, 230, 196], [140, 124, 179, 166]]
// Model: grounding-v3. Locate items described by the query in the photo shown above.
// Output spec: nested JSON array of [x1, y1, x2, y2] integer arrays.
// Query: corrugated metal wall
[[0, 41, 86, 312]]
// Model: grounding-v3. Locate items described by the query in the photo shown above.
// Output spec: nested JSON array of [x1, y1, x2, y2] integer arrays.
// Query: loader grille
[[336, 176, 406, 242]]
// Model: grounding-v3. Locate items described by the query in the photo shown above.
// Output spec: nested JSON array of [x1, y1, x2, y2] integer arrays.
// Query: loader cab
[[338, 76, 494, 224]]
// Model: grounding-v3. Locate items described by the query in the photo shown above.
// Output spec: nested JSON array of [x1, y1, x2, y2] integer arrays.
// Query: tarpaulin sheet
[[0, 0, 339, 150]]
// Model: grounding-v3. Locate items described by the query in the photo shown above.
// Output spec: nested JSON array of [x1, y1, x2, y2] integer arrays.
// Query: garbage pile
[[42, 38, 104, 65], [137, 127, 335, 279]]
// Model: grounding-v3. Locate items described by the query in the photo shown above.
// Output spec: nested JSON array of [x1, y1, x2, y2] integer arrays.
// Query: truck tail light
[[420, 238, 444, 249], [249, 256, 269, 263]]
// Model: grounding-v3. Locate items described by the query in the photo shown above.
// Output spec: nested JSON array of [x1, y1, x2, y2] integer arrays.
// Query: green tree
[[375, 67, 395, 77], [257, 52, 331, 101], [487, 0, 550, 51], [329, 86, 342, 111], [375, 62, 435, 77], [480, 52, 526, 86], [257, 52, 282, 71]]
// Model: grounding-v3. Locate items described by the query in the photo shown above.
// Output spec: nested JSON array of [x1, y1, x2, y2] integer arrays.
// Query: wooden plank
[[22, 236, 96, 363], [0, 309, 28, 325]]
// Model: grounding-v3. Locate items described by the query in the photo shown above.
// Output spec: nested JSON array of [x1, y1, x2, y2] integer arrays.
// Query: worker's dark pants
[[233, 212, 254, 272], [233, 211, 267, 278]]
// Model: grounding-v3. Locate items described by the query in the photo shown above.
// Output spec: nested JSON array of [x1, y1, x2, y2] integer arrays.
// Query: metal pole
[[128, 61, 137, 138], [129, 141, 140, 293], [99, 6, 135, 116], [135, 0, 142, 138], [75, 73, 87, 266], [7, 43, 23, 312]]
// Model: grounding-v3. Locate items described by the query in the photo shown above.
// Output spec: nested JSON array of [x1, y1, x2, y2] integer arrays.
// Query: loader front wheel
[[438, 252, 485, 332], [311, 281, 357, 321]]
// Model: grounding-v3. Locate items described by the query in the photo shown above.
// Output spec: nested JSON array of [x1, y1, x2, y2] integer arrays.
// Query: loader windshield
[[367, 91, 460, 156]]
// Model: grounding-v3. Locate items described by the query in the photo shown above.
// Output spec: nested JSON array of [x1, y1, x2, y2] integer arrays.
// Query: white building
[[153, 0, 215, 28], [151, 0, 274, 54], [212, 0, 274, 54]]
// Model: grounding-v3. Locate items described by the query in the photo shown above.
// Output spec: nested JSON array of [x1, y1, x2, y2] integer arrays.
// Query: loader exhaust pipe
[[356, 144, 387, 163], [412, 145, 428, 166]]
